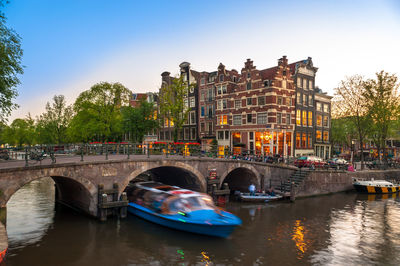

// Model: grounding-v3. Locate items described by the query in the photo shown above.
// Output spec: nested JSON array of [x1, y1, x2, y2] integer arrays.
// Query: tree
[[0, 1, 23, 122], [121, 99, 158, 143], [36, 95, 73, 144], [2, 116, 36, 146], [363, 71, 400, 161], [333, 75, 371, 169], [331, 117, 357, 154], [158, 76, 194, 142], [68, 82, 131, 142], [210, 139, 218, 157]]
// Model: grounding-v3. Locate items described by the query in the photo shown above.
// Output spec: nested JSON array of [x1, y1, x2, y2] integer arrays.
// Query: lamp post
[[351, 140, 355, 166]]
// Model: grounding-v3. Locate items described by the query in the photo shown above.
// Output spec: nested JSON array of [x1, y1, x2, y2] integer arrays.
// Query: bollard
[[212, 184, 217, 201], [80, 144, 84, 162], [105, 144, 108, 160], [127, 144, 130, 159], [25, 147, 28, 167], [100, 193, 108, 221], [147, 143, 150, 158]]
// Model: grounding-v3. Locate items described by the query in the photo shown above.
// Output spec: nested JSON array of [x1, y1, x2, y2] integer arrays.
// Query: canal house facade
[[214, 57, 296, 157], [156, 56, 332, 159], [290, 57, 318, 157], [314, 89, 332, 159], [158, 62, 201, 143]]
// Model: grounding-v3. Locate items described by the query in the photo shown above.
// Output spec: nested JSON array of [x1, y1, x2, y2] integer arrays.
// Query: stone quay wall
[[296, 169, 400, 198]]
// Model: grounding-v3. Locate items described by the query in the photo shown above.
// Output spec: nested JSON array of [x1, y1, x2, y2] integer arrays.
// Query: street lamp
[[351, 140, 355, 166]]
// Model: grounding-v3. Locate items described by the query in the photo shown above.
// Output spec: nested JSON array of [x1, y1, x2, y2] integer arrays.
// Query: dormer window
[[200, 77, 205, 85], [283, 70, 287, 76], [233, 76, 236, 82], [247, 72, 251, 78], [219, 74, 224, 82], [264, 80, 269, 87]]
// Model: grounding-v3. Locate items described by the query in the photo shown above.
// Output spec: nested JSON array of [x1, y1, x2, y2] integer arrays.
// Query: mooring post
[[212, 184, 217, 201], [120, 192, 128, 218], [80, 143, 84, 162]]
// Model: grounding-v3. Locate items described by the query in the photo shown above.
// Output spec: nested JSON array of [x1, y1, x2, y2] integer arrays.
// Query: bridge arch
[[1, 168, 98, 216], [121, 161, 207, 193], [219, 163, 261, 192]]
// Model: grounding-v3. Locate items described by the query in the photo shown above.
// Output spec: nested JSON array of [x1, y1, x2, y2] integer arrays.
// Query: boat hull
[[128, 203, 240, 238], [239, 193, 282, 202], [353, 184, 400, 194]]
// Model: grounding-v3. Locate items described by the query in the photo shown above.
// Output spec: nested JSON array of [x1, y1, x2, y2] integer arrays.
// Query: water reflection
[[6, 177, 55, 250], [4, 178, 400, 265]]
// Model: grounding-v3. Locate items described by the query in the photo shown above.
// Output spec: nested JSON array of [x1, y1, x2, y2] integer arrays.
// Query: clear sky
[[3, 0, 400, 121]]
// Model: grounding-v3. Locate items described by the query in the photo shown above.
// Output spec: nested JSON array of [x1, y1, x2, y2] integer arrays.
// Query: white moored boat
[[353, 178, 400, 194]]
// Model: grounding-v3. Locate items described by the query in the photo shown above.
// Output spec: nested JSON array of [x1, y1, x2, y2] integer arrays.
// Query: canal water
[[4, 177, 400, 266]]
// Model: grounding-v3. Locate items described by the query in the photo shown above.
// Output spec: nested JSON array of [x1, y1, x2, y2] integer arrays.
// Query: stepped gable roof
[[260, 66, 278, 80]]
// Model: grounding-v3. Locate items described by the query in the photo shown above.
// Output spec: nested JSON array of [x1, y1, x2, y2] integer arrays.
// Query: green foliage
[[2, 115, 36, 146], [68, 82, 131, 142], [36, 95, 73, 144], [331, 117, 357, 148], [158, 76, 193, 142], [333, 75, 372, 166], [121, 99, 158, 143], [210, 139, 218, 156], [363, 71, 400, 159], [0, 1, 23, 122]]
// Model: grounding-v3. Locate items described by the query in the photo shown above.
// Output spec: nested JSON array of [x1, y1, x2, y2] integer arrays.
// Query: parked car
[[294, 156, 326, 168], [327, 158, 348, 169]]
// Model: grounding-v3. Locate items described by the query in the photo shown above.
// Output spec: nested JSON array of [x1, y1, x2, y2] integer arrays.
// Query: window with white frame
[[235, 99, 241, 108], [258, 96, 265, 106], [222, 85, 227, 94], [189, 97, 195, 108], [190, 111, 196, 125], [247, 98, 252, 106], [233, 115, 242, 125], [257, 113, 267, 124], [277, 113, 282, 124]]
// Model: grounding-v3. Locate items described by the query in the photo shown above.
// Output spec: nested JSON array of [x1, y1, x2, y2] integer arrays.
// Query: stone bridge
[[0, 157, 296, 218]]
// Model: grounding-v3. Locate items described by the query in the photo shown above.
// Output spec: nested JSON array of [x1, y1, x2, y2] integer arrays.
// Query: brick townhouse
[[156, 56, 332, 158], [214, 57, 296, 157]]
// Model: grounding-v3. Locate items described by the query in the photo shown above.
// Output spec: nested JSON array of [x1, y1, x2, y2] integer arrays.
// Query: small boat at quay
[[125, 182, 242, 238], [238, 192, 283, 202], [353, 178, 400, 194]]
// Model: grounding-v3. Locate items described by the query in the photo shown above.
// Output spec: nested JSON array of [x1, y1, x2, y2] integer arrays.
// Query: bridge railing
[[0, 143, 301, 168]]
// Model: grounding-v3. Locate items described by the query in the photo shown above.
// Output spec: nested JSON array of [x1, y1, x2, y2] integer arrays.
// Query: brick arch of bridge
[[219, 163, 261, 189], [0, 168, 98, 216], [120, 161, 207, 194]]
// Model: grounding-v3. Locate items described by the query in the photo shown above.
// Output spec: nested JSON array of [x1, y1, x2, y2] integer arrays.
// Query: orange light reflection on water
[[292, 219, 309, 258]]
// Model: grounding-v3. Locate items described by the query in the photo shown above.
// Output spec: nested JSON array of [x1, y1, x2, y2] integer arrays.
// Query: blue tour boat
[[126, 182, 241, 238]]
